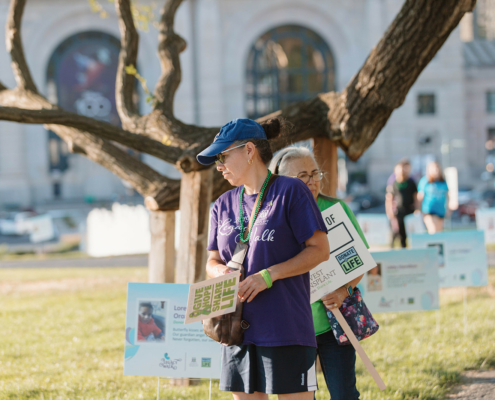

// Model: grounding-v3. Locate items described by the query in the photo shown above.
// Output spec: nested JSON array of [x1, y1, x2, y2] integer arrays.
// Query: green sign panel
[[335, 247, 363, 274]]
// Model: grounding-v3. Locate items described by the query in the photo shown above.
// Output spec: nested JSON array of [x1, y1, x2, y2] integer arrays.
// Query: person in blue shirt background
[[417, 161, 450, 234]]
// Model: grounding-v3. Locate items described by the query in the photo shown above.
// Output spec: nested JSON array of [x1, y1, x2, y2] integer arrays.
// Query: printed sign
[[124, 283, 221, 378], [475, 208, 495, 244], [336, 247, 363, 274], [28, 214, 56, 243], [410, 230, 488, 287], [356, 214, 391, 247], [185, 272, 241, 324], [357, 248, 439, 313], [310, 203, 377, 303]]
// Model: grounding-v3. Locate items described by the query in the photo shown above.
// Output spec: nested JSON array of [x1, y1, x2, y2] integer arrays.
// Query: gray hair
[[268, 146, 318, 175]]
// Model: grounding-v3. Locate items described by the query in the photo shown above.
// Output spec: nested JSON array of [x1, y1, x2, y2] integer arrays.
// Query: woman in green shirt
[[270, 147, 368, 400]]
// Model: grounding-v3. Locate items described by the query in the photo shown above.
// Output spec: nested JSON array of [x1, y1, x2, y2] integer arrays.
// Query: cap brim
[[196, 140, 233, 165]]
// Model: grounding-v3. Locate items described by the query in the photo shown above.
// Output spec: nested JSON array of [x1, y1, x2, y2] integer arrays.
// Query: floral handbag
[[326, 288, 379, 346]]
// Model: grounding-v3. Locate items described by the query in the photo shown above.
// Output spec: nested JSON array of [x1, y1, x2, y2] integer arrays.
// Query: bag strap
[[242, 174, 278, 242]]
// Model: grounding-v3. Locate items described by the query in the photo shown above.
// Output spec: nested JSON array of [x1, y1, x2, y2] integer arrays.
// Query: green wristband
[[260, 269, 273, 289]]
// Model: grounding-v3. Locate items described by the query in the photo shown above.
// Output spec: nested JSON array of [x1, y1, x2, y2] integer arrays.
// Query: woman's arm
[[206, 251, 231, 278], [238, 229, 329, 303], [385, 191, 395, 221], [414, 191, 421, 212]]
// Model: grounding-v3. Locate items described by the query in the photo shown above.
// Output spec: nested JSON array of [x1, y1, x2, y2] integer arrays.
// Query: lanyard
[[239, 170, 272, 243]]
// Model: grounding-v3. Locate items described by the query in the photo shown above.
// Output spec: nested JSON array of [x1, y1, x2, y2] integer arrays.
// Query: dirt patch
[[446, 370, 495, 399]]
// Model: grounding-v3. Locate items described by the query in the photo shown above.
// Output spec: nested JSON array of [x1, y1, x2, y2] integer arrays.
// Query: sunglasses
[[214, 144, 246, 165]]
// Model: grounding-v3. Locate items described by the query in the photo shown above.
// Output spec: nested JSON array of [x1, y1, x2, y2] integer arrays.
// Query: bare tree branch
[[53, 124, 181, 210], [115, 0, 141, 130], [6, 0, 37, 92], [0, 0, 478, 211], [154, 0, 186, 117], [328, 0, 477, 160], [0, 88, 181, 209], [1, 0, 183, 210], [0, 104, 182, 163]]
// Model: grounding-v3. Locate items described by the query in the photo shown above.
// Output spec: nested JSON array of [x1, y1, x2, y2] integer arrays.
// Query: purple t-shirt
[[207, 176, 327, 347]]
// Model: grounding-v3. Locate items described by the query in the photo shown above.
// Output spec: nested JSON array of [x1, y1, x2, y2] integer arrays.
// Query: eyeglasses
[[215, 144, 246, 165], [290, 171, 324, 183]]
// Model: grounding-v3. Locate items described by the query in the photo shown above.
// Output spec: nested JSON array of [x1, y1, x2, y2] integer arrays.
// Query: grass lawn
[[0, 267, 494, 400]]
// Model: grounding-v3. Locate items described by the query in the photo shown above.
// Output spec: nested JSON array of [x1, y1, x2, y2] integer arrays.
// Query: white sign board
[[410, 230, 488, 287], [475, 208, 495, 245], [28, 214, 56, 243], [357, 249, 439, 313], [87, 203, 151, 257], [310, 203, 377, 303], [444, 167, 459, 211], [356, 213, 391, 247], [124, 283, 221, 378], [185, 272, 241, 324]]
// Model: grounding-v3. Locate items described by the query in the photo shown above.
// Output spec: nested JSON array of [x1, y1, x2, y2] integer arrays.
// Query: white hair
[[269, 146, 318, 175]]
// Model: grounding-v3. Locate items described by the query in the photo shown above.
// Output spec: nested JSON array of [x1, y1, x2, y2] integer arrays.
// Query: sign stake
[[463, 287, 468, 336], [331, 308, 386, 391], [156, 377, 160, 400]]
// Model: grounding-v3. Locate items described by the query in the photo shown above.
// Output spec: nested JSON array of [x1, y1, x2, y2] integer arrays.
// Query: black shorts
[[219, 344, 317, 394]]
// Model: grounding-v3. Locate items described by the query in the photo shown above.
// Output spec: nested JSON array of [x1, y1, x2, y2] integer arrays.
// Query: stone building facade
[[0, 0, 493, 208]]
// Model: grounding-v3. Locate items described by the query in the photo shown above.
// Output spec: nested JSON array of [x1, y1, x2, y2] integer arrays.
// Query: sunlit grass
[[0, 267, 493, 399]]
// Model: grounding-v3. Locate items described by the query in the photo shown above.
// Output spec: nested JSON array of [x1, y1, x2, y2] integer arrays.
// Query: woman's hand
[[210, 264, 234, 278], [238, 272, 268, 303], [321, 287, 349, 310], [206, 251, 233, 279]]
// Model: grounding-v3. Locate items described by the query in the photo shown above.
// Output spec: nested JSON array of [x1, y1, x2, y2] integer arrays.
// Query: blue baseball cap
[[196, 118, 266, 165]]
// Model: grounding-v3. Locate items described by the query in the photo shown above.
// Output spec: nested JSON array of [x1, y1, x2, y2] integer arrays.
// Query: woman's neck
[[243, 164, 269, 195]]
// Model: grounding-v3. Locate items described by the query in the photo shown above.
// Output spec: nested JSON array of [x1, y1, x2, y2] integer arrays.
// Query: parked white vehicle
[[0, 212, 36, 235], [0, 212, 55, 243]]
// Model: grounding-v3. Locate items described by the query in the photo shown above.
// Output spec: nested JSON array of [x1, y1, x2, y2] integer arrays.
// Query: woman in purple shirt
[[197, 118, 329, 400]]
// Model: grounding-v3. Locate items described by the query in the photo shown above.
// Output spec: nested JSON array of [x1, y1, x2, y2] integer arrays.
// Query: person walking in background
[[418, 161, 449, 234], [385, 159, 418, 248]]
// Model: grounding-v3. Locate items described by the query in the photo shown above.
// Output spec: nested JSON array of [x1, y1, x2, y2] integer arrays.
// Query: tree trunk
[[176, 169, 213, 284], [314, 137, 338, 197], [148, 210, 176, 283]]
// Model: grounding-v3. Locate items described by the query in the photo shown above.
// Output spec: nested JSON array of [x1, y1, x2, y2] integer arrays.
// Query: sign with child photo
[[124, 283, 221, 379], [410, 230, 488, 287], [357, 248, 440, 313], [310, 203, 377, 303]]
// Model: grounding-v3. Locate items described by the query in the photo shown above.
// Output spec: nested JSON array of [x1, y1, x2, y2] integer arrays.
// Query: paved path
[[446, 370, 495, 399], [0, 254, 148, 268]]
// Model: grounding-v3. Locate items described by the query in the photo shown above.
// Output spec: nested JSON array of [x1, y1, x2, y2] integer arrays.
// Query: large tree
[[0, 0, 476, 282]]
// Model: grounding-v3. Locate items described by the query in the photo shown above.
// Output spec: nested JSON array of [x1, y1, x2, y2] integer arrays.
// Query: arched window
[[246, 25, 335, 119], [46, 31, 122, 173]]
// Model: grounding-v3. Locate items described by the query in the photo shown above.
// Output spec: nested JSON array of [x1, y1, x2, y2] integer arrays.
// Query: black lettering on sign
[[325, 214, 336, 227]]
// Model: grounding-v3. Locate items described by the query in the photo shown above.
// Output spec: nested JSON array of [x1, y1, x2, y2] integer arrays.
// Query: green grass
[[0, 250, 88, 262], [0, 268, 494, 399]]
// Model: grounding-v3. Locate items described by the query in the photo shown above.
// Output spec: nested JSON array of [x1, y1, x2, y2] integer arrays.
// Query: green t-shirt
[[311, 195, 370, 336]]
